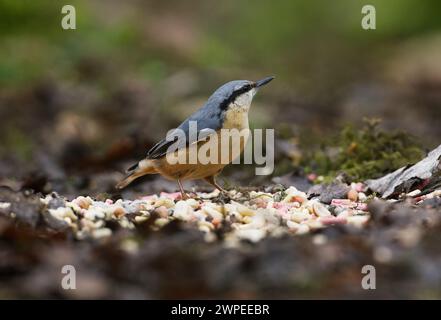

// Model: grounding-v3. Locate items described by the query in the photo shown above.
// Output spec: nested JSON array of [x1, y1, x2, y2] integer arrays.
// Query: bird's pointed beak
[[255, 76, 275, 88]]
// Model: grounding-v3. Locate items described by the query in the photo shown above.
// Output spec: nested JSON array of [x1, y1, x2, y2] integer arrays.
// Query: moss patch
[[301, 118, 425, 182]]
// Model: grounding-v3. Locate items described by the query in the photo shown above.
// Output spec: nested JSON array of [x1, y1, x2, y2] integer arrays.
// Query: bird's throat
[[222, 104, 250, 130]]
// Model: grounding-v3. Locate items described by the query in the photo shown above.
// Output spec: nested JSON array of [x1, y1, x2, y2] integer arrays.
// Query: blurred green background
[[1, 0, 441, 195]]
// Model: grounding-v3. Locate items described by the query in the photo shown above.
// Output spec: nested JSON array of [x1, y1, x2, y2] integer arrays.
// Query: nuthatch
[[116, 76, 274, 198]]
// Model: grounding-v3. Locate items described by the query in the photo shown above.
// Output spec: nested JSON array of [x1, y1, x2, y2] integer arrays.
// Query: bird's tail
[[115, 159, 157, 189]]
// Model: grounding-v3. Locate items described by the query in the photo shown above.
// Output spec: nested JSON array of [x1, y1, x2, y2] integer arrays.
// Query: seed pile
[[34, 184, 374, 244], [2, 183, 441, 299], [2, 183, 437, 245]]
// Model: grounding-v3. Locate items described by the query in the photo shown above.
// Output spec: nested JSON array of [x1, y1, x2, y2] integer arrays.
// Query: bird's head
[[208, 76, 274, 112]]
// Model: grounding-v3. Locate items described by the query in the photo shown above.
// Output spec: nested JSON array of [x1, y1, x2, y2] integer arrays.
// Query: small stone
[[351, 182, 365, 192], [291, 209, 310, 223], [203, 205, 223, 221], [198, 220, 214, 232], [236, 229, 265, 242], [250, 197, 268, 209], [160, 192, 182, 200], [199, 189, 220, 199], [241, 216, 252, 224], [295, 224, 310, 235], [259, 208, 280, 226], [231, 201, 255, 216], [356, 203, 368, 211], [80, 218, 95, 230], [407, 189, 421, 197], [92, 228, 112, 239], [93, 220, 105, 229], [49, 207, 77, 221], [308, 181, 350, 204], [286, 220, 300, 230], [347, 189, 358, 202], [319, 216, 347, 225], [84, 208, 105, 220], [312, 202, 331, 217], [347, 215, 369, 228], [154, 218, 170, 227], [119, 217, 134, 229], [173, 200, 194, 220], [337, 210, 350, 219], [283, 186, 307, 204], [154, 197, 175, 209], [113, 206, 126, 218], [239, 213, 266, 229], [358, 192, 367, 201], [185, 198, 200, 209], [74, 196, 93, 209], [155, 205, 169, 218], [330, 199, 354, 208], [306, 219, 324, 229], [134, 216, 148, 223]]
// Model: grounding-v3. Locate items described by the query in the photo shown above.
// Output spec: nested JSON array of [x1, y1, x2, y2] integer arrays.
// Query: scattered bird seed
[[9, 184, 440, 244]]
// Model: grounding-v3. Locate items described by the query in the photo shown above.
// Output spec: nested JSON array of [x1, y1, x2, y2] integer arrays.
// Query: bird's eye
[[233, 83, 252, 96], [240, 84, 251, 92]]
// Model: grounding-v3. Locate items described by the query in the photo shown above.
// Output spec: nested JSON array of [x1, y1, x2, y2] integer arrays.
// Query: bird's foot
[[179, 191, 199, 201], [180, 192, 190, 200], [211, 189, 232, 204], [177, 179, 197, 201]]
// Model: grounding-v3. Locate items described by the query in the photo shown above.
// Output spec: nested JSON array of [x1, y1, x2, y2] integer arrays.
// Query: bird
[[116, 76, 274, 198]]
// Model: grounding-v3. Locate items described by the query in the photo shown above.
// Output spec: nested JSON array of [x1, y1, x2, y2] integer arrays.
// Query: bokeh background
[[1, 0, 441, 196]]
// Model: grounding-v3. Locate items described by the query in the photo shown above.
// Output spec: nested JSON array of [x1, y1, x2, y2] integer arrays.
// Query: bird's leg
[[205, 175, 232, 204], [204, 175, 228, 193], [177, 179, 190, 200]]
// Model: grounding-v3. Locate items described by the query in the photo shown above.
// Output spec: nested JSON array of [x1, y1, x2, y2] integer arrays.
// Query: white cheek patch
[[235, 90, 255, 108]]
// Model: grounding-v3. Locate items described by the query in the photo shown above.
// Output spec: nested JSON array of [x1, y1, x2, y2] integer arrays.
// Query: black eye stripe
[[236, 84, 251, 95]]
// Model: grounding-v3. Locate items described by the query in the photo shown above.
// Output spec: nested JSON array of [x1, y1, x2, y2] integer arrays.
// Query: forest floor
[[1, 144, 441, 298]]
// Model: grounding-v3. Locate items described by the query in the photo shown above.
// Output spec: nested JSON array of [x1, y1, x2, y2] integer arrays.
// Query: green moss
[[301, 118, 424, 182]]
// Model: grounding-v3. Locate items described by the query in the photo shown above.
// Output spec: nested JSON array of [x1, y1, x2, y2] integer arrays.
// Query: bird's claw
[[211, 189, 231, 204], [179, 192, 199, 200], [180, 193, 190, 200]]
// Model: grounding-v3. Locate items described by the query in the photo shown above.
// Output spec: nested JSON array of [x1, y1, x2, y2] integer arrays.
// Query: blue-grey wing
[[146, 106, 223, 159]]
